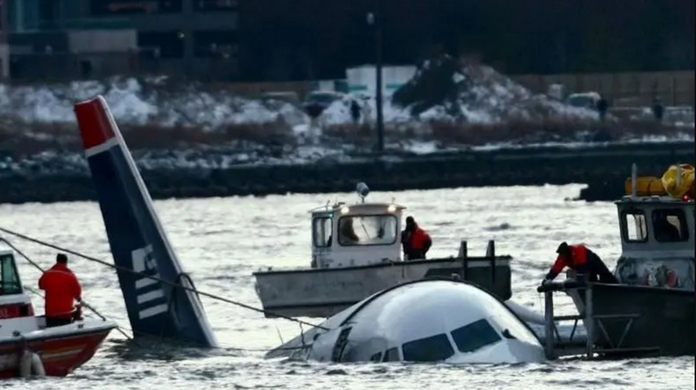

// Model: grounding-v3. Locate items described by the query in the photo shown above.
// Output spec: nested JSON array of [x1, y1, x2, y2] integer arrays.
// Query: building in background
[[5, 0, 136, 80], [0, 0, 693, 83], [3, 0, 239, 81], [86, 0, 239, 81]]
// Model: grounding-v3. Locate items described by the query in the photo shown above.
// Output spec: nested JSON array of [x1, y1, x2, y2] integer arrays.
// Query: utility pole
[[0, 0, 7, 80], [367, 0, 385, 153]]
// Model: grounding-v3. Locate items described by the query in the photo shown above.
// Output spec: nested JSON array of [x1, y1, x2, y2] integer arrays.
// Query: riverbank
[[1, 140, 692, 204]]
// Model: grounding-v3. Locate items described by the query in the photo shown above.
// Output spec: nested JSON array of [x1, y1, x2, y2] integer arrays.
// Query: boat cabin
[[310, 201, 406, 269], [613, 168, 695, 290], [0, 250, 40, 336]]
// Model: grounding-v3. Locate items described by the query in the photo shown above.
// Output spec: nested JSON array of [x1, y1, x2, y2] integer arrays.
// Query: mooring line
[[0, 226, 328, 331], [1, 237, 136, 342]]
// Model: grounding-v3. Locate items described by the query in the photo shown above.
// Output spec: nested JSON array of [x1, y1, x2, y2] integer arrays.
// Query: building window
[[137, 31, 185, 59], [90, 0, 182, 16], [193, 30, 238, 58], [194, 0, 238, 11]]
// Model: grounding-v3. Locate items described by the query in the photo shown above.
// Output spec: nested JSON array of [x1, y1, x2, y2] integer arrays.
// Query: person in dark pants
[[596, 96, 609, 123], [401, 216, 432, 260], [542, 242, 619, 284], [350, 99, 362, 125], [38, 253, 82, 328], [652, 97, 664, 122]]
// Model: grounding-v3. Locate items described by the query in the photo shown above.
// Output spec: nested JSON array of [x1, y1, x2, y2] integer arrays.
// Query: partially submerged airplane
[[266, 279, 547, 364], [69, 95, 573, 362], [73, 96, 218, 348]]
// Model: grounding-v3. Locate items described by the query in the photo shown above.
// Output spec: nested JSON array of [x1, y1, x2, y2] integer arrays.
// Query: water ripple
[[1, 184, 692, 389]]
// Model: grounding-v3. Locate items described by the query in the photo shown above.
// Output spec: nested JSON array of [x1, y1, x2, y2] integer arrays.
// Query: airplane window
[[383, 347, 399, 362], [337, 215, 398, 246], [652, 209, 689, 243], [450, 319, 501, 353], [401, 334, 454, 362], [369, 352, 382, 362]]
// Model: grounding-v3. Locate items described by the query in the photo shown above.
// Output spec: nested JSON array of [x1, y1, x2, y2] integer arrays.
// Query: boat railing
[[536, 279, 660, 360]]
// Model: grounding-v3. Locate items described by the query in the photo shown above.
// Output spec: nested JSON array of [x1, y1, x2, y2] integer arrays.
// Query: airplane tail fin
[[74, 96, 218, 348]]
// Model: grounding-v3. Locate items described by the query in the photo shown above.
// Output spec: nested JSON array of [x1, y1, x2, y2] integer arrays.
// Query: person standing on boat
[[38, 253, 82, 327], [401, 216, 432, 261], [542, 242, 618, 284]]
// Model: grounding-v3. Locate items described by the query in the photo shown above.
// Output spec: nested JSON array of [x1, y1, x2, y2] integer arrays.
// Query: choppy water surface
[[1, 184, 692, 389]]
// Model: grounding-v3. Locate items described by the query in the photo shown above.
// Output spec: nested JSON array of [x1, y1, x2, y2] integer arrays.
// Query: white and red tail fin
[[74, 96, 218, 348]]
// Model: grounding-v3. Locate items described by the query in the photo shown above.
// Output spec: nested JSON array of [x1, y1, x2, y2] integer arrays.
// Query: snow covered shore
[[0, 78, 691, 166], [0, 59, 691, 186]]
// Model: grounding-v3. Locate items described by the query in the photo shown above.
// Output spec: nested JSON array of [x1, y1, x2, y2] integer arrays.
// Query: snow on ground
[[0, 77, 285, 129], [0, 67, 691, 137], [0, 67, 692, 175], [391, 56, 601, 124]]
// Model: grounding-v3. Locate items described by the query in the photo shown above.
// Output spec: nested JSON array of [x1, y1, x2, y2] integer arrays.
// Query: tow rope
[[0, 226, 328, 338]]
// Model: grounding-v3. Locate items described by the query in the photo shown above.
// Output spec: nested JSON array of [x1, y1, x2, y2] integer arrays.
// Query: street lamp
[[367, 0, 384, 153]]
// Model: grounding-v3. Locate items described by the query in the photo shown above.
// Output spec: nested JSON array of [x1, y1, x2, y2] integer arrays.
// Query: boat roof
[[0, 249, 12, 257], [309, 202, 406, 214], [615, 195, 695, 206]]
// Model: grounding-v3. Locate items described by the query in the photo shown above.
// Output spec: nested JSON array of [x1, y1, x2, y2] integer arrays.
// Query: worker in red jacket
[[38, 253, 82, 327], [543, 242, 619, 284], [401, 216, 432, 260]]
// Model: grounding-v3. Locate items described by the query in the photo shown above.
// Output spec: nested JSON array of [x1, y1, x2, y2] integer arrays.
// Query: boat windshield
[[337, 215, 398, 246], [0, 253, 21, 295]]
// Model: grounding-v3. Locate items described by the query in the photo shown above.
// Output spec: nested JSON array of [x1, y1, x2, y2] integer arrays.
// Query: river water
[[1, 184, 692, 389]]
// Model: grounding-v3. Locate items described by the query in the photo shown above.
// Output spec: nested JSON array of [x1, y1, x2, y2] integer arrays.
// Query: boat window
[[369, 352, 382, 362], [621, 209, 648, 243], [382, 347, 399, 362], [0, 254, 21, 295], [401, 333, 454, 362], [450, 319, 501, 353], [337, 215, 398, 246], [312, 216, 333, 248], [652, 209, 689, 242]]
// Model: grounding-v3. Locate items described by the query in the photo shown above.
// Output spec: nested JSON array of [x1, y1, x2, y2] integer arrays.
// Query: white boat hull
[[254, 256, 512, 318]]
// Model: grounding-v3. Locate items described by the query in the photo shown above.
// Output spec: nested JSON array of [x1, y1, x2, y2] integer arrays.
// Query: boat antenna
[[631, 163, 637, 197]]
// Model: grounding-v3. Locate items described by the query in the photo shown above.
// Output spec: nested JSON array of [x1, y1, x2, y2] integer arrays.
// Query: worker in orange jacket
[[38, 253, 82, 327], [543, 242, 618, 284], [401, 216, 432, 260]]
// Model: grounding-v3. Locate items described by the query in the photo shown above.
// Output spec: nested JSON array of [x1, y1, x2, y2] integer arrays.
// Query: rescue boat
[[557, 163, 695, 357], [252, 182, 513, 319], [0, 248, 116, 378]]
